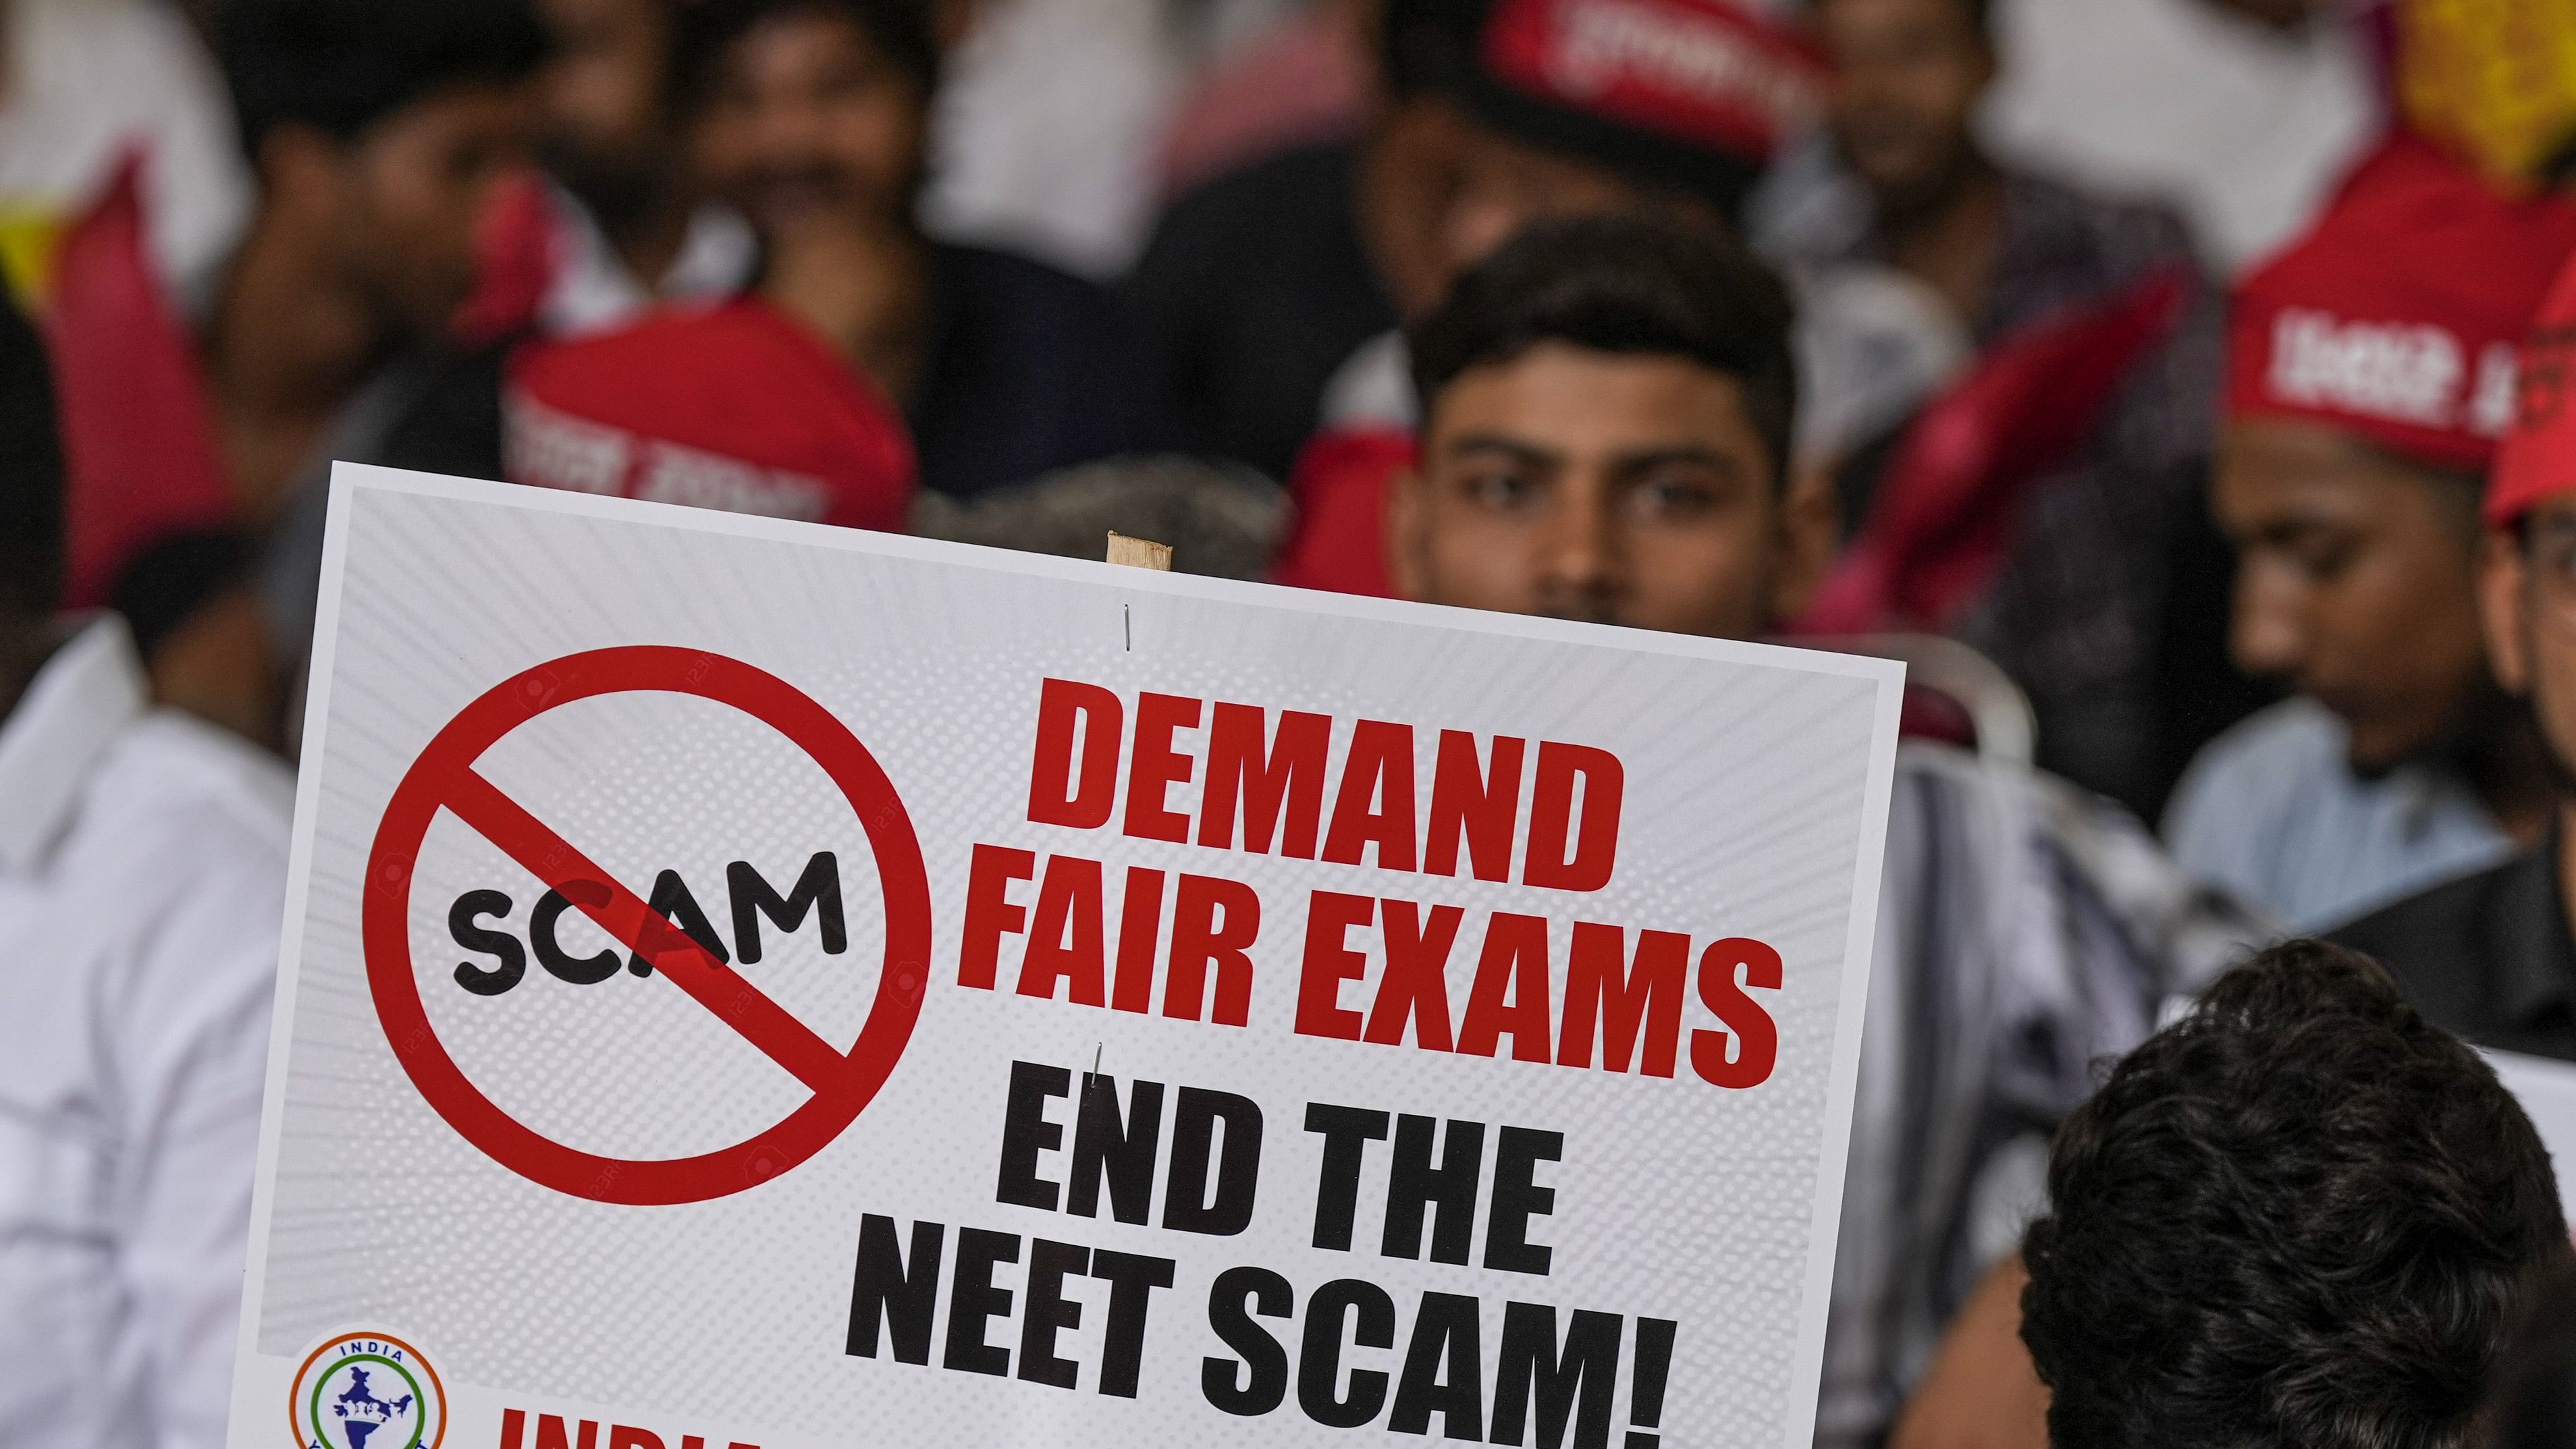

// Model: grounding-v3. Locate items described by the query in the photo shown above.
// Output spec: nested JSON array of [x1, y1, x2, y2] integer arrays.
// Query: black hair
[[0, 285, 61, 620], [1378, 0, 1484, 97], [110, 531, 253, 659], [2020, 939, 2568, 1449], [670, 0, 940, 115], [1407, 212, 1798, 489], [217, 0, 552, 156], [2483, 1261, 2576, 1449], [2484, 1257, 2576, 1449]]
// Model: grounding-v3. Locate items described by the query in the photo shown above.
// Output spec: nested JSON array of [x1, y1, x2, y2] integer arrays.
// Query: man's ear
[[1386, 463, 1431, 601], [1763, 460, 1839, 628], [2481, 526, 2535, 696]]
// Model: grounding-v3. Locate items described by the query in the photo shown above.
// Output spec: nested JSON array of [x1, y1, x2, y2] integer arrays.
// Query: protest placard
[[2486, 1048, 2576, 1228], [227, 463, 1904, 1449]]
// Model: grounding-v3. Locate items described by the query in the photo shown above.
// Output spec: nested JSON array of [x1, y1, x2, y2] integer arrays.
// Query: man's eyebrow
[[1439, 433, 1559, 468], [2250, 510, 2346, 543], [1606, 445, 1749, 482]]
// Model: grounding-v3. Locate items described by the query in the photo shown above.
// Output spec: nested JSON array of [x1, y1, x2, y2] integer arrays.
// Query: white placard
[[2487, 1047, 2576, 1226], [227, 464, 1904, 1449]]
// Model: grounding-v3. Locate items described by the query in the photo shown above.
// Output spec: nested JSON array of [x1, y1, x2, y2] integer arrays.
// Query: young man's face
[[2481, 497, 2576, 794], [537, 0, 675, 223], [689, 9, 927, 238], [1389, 341, 1823, 638], [2213, 416, 2491, 772], [292, 84, 535, 339], [1816, 0, 1991, 217]]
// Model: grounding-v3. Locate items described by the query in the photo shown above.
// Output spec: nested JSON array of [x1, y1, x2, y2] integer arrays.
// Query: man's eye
[[1460, 470, 1536, 509], [2529, 527, 2576, 592], [2280, 535, 2355, 582], [1628, 475, 1719, 519]]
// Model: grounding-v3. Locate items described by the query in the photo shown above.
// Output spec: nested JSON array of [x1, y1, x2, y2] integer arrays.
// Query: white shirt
[[537, 186, 756, 340], [0, 618, 292, 1449], [919, 0, 1179, 278], [0, 0, 253, 306], [1978, 0, 2379, 277], [2165, 696, 2514, 933]]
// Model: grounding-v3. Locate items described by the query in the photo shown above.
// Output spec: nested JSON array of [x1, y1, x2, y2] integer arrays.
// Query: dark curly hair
[[2484, 1255, 2576, 1449], [2020, 939, 2567, 1449]]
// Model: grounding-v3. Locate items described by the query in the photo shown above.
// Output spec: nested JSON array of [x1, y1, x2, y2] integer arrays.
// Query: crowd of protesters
[[4, 0, 2576, 1444]]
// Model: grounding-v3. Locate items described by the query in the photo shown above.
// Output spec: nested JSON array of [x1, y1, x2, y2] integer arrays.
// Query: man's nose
[[749, 99, 836, 157], [1536, 495, 1623, 616], [2230, 569, 2307, 680]]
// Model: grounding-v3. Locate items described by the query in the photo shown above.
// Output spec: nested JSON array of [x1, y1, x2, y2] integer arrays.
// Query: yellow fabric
[[0, 206, 67, 312], [2399, 0, 2576, 188]]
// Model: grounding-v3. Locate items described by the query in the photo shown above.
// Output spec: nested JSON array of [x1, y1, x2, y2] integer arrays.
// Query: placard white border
[[228, 461, 1907, 1449]]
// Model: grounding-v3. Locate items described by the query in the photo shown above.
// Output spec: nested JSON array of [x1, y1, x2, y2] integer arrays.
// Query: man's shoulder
[[2330, 853, 2520, 966], [2006, 168, 2197, 267], [940, 239, 1104, 298], [2326, 850, 2546, 1046], [1889, 742, 2147, 885], [938, 241, 1126, 335], [2167, 699, 2346, 824], [72, 711, 293, 876], [2186, 697, 2346, 781], [1883, 744, 2264, 1024], [1890, 738, 2151, 815]]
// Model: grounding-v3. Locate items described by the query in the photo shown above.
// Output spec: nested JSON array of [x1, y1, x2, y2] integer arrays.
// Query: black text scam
[[446, 852, 842, 994]]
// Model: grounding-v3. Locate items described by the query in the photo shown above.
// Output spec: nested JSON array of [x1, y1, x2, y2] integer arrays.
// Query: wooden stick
[[1106, 532, 1173, 571]]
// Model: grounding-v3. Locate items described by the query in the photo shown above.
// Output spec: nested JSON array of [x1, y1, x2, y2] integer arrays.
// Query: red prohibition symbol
[[363, 646, 934, 1205]]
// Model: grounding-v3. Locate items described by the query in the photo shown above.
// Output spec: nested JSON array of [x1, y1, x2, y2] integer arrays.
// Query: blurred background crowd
[[5, 0, 2571, 827], [7, 0, 2576, 1444]]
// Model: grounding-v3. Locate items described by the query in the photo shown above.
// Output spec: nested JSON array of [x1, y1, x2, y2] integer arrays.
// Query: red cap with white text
[[2225, 133, 2576, 475], [505, 298, 917, 533], [2488, 256, 2576, 526], [1457, 0, 1820, 215]]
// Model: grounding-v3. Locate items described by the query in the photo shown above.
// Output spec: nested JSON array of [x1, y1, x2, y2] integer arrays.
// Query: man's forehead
[[1424, 348, 1772, 493], [725, 7, 878, 73], [1431, 345, 1752, 437], [2220, 417, 2461, 495]]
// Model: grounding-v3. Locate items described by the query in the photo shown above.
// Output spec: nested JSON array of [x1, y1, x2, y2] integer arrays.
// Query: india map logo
[[288, 1332, 448, 1449]]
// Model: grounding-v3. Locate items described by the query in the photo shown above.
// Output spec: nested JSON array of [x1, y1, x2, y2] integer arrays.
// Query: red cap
[[1466, 0, 1820, 211], [505, 298, 917, 532], [2225, 134, 2576, 474], [2488, 256, 2576, 526]]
